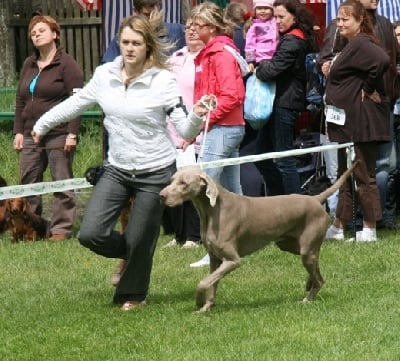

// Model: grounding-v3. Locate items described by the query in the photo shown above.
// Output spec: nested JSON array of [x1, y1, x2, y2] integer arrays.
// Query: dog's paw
[[194, 303, 212, 314]]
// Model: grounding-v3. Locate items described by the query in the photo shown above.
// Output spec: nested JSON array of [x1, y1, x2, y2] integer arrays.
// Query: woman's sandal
[[120, 300, 146, 311]]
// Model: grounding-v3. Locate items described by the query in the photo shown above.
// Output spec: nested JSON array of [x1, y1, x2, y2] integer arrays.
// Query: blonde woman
[[188, 1, 247, 268], [32, 15, 208, 311]]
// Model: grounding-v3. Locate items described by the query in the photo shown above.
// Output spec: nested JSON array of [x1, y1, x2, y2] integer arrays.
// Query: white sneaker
[[325, 225, 344, 240], [182, 240, 199, 249], [163, 238, 178, 248], [355, 229, 377, 242], [190, 254, 210, 268]]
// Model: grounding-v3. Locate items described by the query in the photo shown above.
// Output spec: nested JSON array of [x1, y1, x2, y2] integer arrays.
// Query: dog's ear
[[199, 173, 218, 207], [22, 198, 28, 213]]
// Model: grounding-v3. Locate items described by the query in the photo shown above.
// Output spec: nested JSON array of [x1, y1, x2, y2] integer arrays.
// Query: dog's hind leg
[[195, 255, 240, 313], [301, 251, 324, 302]]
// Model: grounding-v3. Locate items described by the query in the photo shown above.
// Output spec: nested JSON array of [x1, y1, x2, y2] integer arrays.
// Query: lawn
[[0, 231, 399, 361], [1, 111, 400, 361]]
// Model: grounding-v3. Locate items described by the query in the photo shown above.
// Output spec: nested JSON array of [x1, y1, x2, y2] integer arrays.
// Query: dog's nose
[[160, 187, 169, 204]]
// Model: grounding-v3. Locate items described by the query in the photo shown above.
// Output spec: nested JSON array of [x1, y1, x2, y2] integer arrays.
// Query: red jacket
[[194, 35, 245, 129]]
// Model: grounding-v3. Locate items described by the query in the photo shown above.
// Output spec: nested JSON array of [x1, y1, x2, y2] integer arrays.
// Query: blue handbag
[[244, 74, 275, 130]]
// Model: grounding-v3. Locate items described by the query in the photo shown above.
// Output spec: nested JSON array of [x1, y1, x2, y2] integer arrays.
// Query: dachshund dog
[[6, 197, 48, 243]]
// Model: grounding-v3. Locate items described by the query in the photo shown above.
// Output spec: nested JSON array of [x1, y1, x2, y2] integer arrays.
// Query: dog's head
[[160, 166, 219, 207], [7, 197, 28, 216]]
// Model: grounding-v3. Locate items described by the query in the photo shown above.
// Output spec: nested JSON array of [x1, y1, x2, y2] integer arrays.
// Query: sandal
[[120, 300, 146, 311]]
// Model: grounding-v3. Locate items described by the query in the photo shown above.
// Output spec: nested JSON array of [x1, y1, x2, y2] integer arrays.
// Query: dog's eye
[[178, 181, 188, 189]]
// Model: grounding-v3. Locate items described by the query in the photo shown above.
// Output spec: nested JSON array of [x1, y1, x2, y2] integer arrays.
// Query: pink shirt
[[245, 18, 279, 63], [168, 46, 202, 152]]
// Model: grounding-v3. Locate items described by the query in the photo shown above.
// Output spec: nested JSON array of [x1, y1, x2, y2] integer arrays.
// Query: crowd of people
[[11, 0, 400, 310]]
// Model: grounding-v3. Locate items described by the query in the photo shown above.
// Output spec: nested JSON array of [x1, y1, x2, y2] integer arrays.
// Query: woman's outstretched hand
[[193, 94, 218, 117]]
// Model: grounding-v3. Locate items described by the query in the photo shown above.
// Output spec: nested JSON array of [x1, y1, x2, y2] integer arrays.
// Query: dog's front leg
[[195, 255, 221, 313], [195, 257, 241, 313]]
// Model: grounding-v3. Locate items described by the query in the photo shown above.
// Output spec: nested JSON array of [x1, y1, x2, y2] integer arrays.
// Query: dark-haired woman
[[324, 0, 390, 242], [255, 0, 317, 195]]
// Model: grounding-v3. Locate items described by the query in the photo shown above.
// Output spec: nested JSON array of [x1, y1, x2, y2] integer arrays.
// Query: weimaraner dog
[[160, 162, 358, 313]]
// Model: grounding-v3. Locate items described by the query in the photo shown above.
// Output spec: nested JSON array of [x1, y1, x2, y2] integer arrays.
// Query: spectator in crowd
[[320, 0, 400, 231], [31, 15, 208, 310], [324, 0, 390, 242], [101, 0, 185, 63], [224, 1, 265, 197], [255, 0, 317, 196], [245, 0, 279, 73], [188, 1, 246, 268], [223, 1, 250, 57], [163, 17, 204, 249], [13, 15, 84, 241]]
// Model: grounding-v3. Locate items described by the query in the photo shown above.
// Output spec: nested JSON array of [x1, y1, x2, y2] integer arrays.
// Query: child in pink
[[245, 0, 278, 72]]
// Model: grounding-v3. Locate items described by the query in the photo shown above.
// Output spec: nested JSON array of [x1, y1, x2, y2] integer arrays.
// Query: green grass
[[0, 118, 103, 185], [0, 232, 400, 361], [1, 97, 400, 360]]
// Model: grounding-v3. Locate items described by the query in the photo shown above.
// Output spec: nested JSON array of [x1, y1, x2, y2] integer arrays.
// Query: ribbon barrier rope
[[0, 178, 92, 200], [199, 141, 354, 170], [0, 142, 354, 200]]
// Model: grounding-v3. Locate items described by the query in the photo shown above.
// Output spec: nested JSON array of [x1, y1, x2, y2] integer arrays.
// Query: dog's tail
[[314, 160, 360, 204]]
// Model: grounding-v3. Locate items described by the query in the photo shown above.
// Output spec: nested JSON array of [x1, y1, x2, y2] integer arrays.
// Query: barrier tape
[[198, 141, 354, 169], [0, 142, 354, 200], [0, 178, 92, 200]]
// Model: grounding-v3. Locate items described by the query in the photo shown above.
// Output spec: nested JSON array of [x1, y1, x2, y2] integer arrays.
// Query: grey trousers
[[78, 163, 175, 304], [20, 135, 76, 236]]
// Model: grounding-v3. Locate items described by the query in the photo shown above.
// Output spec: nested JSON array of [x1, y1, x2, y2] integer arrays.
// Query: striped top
[[326, 0, 400, 23]]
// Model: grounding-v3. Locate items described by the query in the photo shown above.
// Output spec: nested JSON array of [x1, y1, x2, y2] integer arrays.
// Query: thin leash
[[197, 95, 218, 169]]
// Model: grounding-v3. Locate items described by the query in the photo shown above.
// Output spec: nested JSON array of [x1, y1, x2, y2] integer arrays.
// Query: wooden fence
[[9, 0, 102, 81]]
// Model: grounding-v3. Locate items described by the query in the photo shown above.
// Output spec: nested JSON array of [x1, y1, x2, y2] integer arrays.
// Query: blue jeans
[[79, 163, 175, 304], [255, 107, 301, 195], [376, 112, 396, 222], [320, 134, 338, 216], [199, 125, 245, 194]]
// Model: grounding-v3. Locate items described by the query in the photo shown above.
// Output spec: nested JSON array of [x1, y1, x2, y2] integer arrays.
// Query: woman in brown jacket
[[13, 15, 84, 241], [324, 0, 390, 242]]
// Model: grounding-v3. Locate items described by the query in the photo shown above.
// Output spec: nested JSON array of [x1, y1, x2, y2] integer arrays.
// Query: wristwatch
[[67, 133, 77, 140]]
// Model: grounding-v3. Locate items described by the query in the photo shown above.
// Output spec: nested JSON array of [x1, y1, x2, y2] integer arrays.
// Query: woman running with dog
[[31, 15, 209, 311]]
